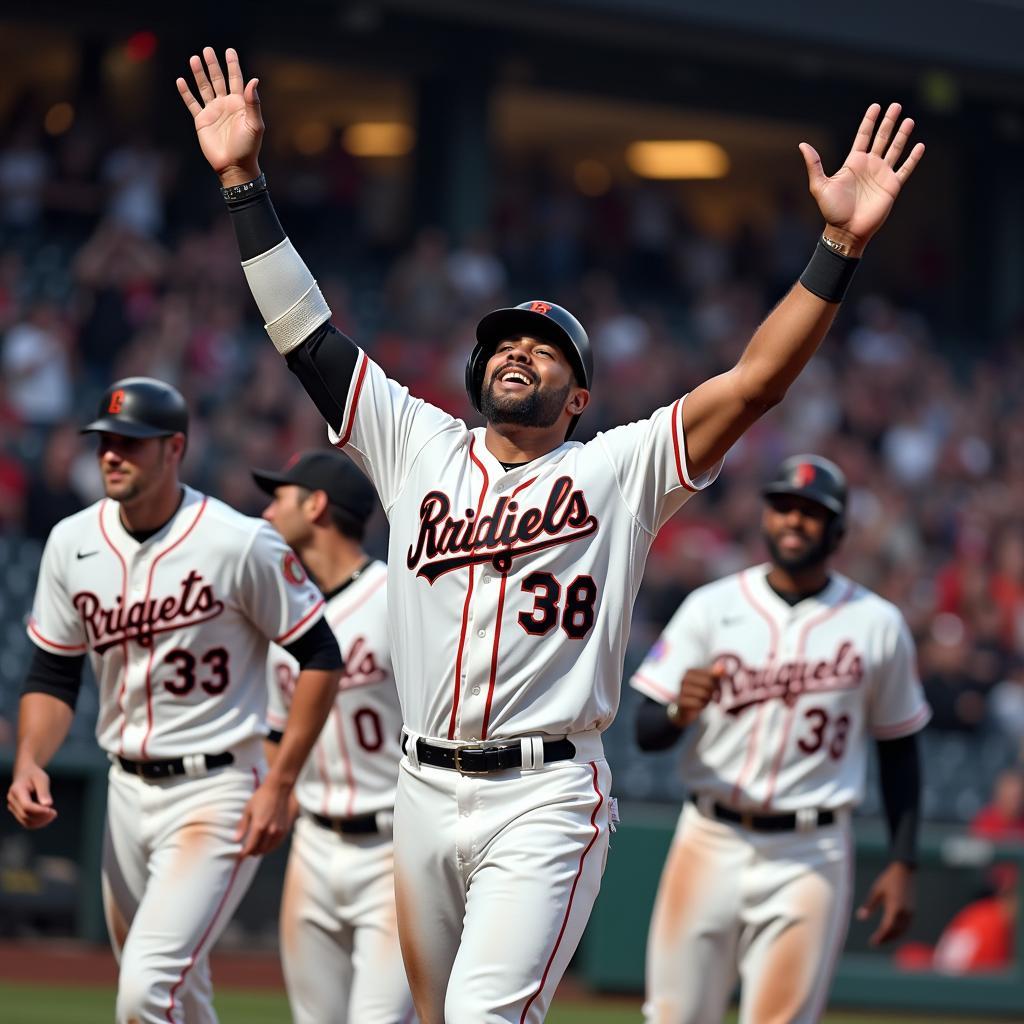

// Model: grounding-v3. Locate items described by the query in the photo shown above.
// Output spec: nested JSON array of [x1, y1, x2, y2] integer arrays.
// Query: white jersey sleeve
[[868, 610, 931, 739], [327, 349, 462, 510], [630, 589, 712, 705], [595, 395, 722, 534], [27, 521, 88, 655], [266, 649, 294, 734], [236, 523, 326, 645]]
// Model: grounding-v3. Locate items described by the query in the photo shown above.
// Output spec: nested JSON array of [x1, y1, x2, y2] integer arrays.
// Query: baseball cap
[[251, 450, 377, 524]]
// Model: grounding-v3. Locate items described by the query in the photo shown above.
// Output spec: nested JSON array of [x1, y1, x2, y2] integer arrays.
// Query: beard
[[480, 376, 572, 429], [762, 527, 832, 574]]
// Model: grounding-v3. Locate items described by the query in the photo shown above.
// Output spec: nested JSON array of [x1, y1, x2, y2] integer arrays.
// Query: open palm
[[177, 47, 263, 183], [800, 102, 925, 243]]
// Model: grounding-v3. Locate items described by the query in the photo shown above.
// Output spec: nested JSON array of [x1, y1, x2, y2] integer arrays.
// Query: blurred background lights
[[342, 121, 414, 157], [626, 140, 730, 180]]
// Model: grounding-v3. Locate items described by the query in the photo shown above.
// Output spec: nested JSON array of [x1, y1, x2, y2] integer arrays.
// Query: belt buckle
[[740, 811, 754, 830], [453, 743, 489, 775]]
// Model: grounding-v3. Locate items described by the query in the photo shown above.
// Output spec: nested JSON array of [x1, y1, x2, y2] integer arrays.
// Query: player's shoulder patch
[[282, 551, 308, 586], [648, 637, 669, 663]]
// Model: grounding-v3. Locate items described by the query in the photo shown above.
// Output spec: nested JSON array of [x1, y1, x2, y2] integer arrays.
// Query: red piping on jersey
[[873, 705, 930, 740], [520, 761, 605, 1023], [334, 351, 369, 449], [275, 597, 326, 645], [632, 671, 676, 704], [99, 501, 131, 756], [670, 398, 699, 493], [328, 571, 386, 628], [761, 580, 857, 809], [447, 438, 490, 739], [335, 704, 358, 816], [166, 766, 259, 1022], [27, 620, 87, 653], [139, 497, 209, 759], [730, 571, 780, 806], [480, 476, 536, 740]]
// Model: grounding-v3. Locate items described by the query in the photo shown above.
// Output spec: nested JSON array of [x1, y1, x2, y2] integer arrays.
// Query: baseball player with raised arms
[[631, 455, 931, 1024], [253, 449, 414, 1024], [6, 378, 343, 1024], [178, 45, 924, 1023]]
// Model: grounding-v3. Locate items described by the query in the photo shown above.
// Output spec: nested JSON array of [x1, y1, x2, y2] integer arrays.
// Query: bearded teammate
[[6, 378, 343, 1024], [631, 455, 931, 1024], [178, 45, 924, 1023], [253, 449, 414, 1024]]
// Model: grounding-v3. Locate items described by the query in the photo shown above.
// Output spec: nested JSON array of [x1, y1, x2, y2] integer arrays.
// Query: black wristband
[[799, 237, 860, 303], [221, 172, 267, 206]]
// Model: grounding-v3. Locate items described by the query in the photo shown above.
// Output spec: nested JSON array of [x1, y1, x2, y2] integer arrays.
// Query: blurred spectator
[[23, 425, 88, 541], [1, 299, 74, 427], [446, 230, 506, 310], [970, 769, 1024, 841], [0, 121, 49, 234], [932, 887, 1016, 974]]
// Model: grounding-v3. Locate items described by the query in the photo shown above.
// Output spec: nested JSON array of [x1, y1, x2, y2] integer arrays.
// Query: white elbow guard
[[241, 238, 332, 355]]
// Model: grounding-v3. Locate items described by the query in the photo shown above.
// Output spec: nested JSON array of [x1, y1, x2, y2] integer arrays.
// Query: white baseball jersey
[[630, 563, 931, 812], [328, 350, 720, 742], [266, 559, 403, 818], [28, 484, 327, 759]]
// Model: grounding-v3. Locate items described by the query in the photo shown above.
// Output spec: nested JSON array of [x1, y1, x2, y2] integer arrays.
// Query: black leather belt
[[116, 752, 234, 780], [693, 796, 835, 833], [310, 811, 385, 836], [405, 735, 576, 775]]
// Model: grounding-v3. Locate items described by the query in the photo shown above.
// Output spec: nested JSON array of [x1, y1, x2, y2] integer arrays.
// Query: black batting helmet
[[466, 300, 593, 437], [81, 377, 189, 439], [763, 454, 848, 549]]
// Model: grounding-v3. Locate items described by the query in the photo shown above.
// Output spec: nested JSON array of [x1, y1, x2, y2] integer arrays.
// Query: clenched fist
[[668, 663, 723, 727]]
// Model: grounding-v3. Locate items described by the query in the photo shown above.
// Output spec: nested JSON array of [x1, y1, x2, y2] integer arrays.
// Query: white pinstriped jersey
[[28, 485, 326, 759], [630, 564, 931, 812], [267, 559, 402, 817], [327, 350, 721, 742]]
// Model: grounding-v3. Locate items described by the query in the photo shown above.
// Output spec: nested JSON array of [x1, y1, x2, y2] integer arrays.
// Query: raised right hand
[[671, 664, 723, 726], [7, 762, 57, 829], [177, 46, 263, 187]]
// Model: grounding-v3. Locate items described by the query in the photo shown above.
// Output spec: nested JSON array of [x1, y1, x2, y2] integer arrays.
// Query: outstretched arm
[[178, 48, 359, 434], [682, 103, 925, 478]]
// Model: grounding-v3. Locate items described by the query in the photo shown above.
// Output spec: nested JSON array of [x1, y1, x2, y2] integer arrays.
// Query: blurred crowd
[[3, 103, 1024, 813]]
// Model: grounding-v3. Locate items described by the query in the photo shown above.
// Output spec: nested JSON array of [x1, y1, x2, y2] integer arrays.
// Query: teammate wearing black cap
[[252, 449, 412, 1024], [631, 455, 930, 1024], [181, 46, 925, 1023], [8, 378, 344, 1024]]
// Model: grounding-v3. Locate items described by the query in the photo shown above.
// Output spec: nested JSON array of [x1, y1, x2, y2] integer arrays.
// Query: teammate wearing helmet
[[631, 455, 930, 1024], [7, 377, 344, 1024], [180, 46, 924, 1023]]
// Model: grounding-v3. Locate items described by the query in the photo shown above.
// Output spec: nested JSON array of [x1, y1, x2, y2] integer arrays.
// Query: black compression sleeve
[[22, 647, 85, 709], [635, 695, 686, 752], [285, 323, 361, 435], [226, 190, 286, 261], [282, 616, 344, 671], [877, 732, 921, 867]]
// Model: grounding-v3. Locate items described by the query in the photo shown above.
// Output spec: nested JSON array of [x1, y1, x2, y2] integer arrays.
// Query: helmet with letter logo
[[466, 300, 594, 437], [81, 377, 189, 439], [762, 454, 848, 549]]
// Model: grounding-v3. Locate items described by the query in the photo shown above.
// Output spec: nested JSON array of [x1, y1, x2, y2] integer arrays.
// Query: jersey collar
[[472, 426, 578, 479], [104, 484, 205, 553], [752, 563, 846, 618]]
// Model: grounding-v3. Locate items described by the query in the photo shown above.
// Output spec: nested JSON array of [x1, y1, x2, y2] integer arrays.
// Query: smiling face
[[761, 493, 836, 573], [479, 335, 587, 430]]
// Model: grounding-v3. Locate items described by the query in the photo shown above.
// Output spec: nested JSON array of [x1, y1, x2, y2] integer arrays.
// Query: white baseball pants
[[643, 801, 853, 1024], [280, 813, 415, 1023], [392, 746, 612, 1024], [101, 754, 263, 1024]]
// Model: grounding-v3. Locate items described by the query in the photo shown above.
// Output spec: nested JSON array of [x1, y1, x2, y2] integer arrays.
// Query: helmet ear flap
[[825, 513, 846, 554], [464, 343, 491, 414]]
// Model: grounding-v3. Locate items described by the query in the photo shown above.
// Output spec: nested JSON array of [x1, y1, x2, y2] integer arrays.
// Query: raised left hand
[[856, 860, 915, 945], [800, 102, 925, 250]]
